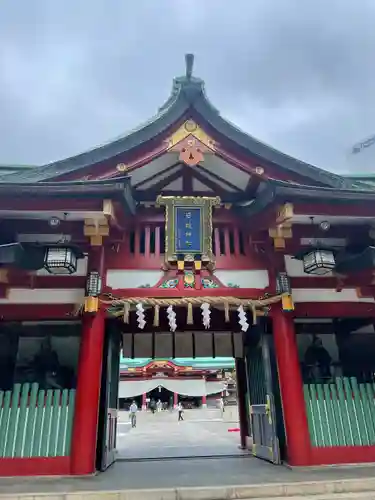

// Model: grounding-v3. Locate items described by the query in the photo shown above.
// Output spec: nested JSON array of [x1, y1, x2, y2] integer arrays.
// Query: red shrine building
[[118, 357, 235, 410], [1, 54, 375, 476]]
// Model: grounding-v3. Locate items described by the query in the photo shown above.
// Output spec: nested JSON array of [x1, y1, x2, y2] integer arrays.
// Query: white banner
[[118, 378, 225, 398]]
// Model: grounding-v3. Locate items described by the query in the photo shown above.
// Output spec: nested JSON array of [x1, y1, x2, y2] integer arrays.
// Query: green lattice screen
[[304, 377, 375, 447], [0, 383, 75, 458]]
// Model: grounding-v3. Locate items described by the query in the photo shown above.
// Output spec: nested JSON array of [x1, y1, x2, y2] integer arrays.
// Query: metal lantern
[[302, 249, 335, 275], [276, 272, 291, 294], [44, 246, 78, 275], [86, 271, 102, 297]]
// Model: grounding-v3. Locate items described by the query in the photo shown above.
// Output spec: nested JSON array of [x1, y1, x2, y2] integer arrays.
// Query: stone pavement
[[2, 458, 375, 498], [1, 409, 375, 498], [117, 408, 243, 459]]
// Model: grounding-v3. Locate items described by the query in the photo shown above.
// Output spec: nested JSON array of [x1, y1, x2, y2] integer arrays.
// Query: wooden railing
[[304, 377, 375, 447], [0, 383, 75, 458], [109, 221, 261, 270]]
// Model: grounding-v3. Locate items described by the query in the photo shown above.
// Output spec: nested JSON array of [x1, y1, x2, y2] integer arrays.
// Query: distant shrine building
[[2, 54, 375, 476], [118, 357, 236, 410]]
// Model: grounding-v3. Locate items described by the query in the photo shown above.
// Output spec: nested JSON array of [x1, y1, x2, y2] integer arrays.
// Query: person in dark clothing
[[177, 402, 184, 421], [304, 336, 332, 380], [33, 337, 61, 389], [149, 399, 156, 414]]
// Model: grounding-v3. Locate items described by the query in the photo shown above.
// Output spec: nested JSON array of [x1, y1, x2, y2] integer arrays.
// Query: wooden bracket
[[276, 203, 294, 224], [83, 200, 116, 246], [0, 269, 9, 284], [84, 218, 109, 246], [269, 203, 294, 250]]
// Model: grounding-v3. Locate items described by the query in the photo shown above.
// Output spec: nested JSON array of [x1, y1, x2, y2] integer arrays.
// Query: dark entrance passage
[[96, 318, 287, 469], [148, 386, 172, 408]]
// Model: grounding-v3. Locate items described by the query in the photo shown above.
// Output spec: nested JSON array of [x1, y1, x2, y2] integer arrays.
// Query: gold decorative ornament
[[166, 120, 215, 151], [116, 163, 128, 172], [156, 195, 220, 265]]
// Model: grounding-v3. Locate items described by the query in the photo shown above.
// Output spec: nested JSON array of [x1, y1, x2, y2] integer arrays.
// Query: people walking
[[177, 402, 184, 421], [219, 397, 225, 418], [149, 398, 156, 414], [129, 400, 138, 428], [156, 399, 162, 412]]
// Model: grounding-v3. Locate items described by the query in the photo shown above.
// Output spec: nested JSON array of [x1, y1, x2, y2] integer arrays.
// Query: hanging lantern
[[276, 272, 291, 294], [302, 249, 335, 275], [44, 246, 78, 275], [86, 271, 102, 297]]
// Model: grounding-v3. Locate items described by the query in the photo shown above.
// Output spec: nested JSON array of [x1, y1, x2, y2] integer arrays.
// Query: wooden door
[[247, 329, 281, 464], [97, 324, 120, 471]]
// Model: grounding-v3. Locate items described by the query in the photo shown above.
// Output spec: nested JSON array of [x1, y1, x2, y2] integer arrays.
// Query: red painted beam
[[290, 224, 370, 240], [0, 198, 103, 212], [3, 275, 86, 289], [294, 203, 375, 218], [130, 208, 249, 226], [0, 219, 84, 235], [0, 304, 80, 320], [105, 287, 270, 298], [290, 277, 373, 289], [289, 302, 375, 317]]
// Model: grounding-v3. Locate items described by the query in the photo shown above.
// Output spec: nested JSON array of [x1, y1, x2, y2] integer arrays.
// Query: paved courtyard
[[117, 407, 243, 459]]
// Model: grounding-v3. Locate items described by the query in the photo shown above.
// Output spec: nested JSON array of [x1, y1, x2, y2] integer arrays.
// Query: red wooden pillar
[[173, 391, 178, 408], [272, 308, 311, 465], [202, 376, 207, 407], [142, 392, 147, 410], [71, 248, 105, 475]]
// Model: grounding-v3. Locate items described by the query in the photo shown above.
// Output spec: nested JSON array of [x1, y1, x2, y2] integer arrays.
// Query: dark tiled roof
[[238, 178, 375, 218], [0, 55, 356, 190], [0, 176, 136, 214]]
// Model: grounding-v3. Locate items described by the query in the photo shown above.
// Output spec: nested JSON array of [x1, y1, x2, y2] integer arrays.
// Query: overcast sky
[[0, 0, 374, 173]]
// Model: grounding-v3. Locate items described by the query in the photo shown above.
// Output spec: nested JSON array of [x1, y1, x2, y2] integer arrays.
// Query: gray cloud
[[0, 0, 374, 172]]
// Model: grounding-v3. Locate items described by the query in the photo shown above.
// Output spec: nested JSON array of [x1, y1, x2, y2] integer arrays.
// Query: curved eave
[[0, 88, 192, 184], [239, 179, 375, 218], [0, 69, 353, 190], [193, 96, 352, 190], [0, 176, 136, 213]]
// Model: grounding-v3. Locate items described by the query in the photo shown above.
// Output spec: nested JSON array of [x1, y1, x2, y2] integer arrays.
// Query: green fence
[[0, 383, 75, 458], [304, 377, 375, 447]]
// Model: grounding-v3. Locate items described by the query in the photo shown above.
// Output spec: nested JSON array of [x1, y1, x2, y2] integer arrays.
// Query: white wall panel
[[292, 288, 374, 303], [214, 270, 269, 289], [106, 270, 163, 289], [0, 288, 85, 304]]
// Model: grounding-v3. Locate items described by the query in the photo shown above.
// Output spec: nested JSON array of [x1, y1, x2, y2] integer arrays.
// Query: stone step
[[3, 479, 375, 500]]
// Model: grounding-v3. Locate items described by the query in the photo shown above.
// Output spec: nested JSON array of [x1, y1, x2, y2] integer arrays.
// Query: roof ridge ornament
[[185, 53, 194, 80]]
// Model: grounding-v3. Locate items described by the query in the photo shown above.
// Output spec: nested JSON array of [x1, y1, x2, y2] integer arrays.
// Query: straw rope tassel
[[224, 301, 230, 322], [153, 304, 160, 327], [251, 305, 256, 324], [187, 302, 194, 325], [123, 302, 130, 323]]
